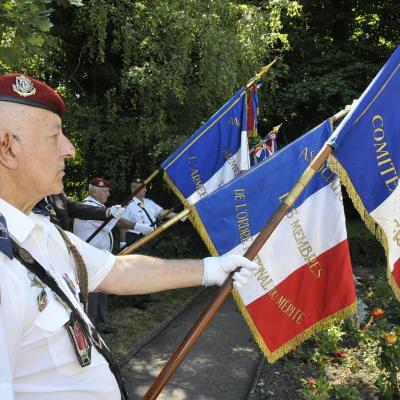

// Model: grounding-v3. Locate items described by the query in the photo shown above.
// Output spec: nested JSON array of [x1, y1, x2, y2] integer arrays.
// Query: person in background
[[34, 192, 125, 232], [73, 177, 119, 334]]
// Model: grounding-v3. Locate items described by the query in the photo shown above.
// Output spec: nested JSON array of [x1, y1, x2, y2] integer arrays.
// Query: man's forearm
[[97, 255, 203, 295]]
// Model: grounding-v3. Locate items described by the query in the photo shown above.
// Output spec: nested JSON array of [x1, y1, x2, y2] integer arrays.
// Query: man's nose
[[61, 132, 75, 158]]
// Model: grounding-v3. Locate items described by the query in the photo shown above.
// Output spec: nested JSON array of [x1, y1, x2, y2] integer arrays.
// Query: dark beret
[[131, 177, 144, 184], [0, 73, 65, 117], [90, 177, 111, 188]]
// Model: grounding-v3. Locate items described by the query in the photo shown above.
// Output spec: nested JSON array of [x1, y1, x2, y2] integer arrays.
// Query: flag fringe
[[163, 172, 191, 210], [163, 171, 221, 256], [327, 155, 400, 301], [232, 290, 357, 363], [189, 206, 219, 256]]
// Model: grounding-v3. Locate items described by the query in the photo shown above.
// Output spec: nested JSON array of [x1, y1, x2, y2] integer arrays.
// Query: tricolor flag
[[162, 87, 250, 206], [246, 82, 261, 137], [161, 63, 275, 207], [190, 120, 356, 362], [327, 46, 400, 300], [250, 124, 281, 166]]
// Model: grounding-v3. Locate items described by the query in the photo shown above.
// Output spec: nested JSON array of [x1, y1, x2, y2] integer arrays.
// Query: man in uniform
[[35, 192, 125, 232], [0, 73, 257, 400], [73, 177, 120, 334]]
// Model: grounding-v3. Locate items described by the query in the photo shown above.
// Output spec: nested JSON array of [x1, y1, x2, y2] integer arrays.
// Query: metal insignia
[[12, 76, 36, 97], [18, 247, 35, 264], [29, 272, 45, 289], [37, 288, 48, 312]]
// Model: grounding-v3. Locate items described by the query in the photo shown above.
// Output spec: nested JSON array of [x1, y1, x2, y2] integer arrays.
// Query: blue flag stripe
[[162, 88, 245, 170], [193, 120, 334, 255]]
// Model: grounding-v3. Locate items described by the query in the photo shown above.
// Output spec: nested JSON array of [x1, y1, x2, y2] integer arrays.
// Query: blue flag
[[162, 88, 250, 206], [327, 46, 400, 299], [190, 120, 355, 362]]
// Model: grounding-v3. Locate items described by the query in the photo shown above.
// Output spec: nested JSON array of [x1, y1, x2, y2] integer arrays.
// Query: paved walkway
[[122, 287, 262, 400]]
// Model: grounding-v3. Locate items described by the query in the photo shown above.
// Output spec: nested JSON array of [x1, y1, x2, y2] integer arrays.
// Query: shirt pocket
[[34, 298, 83, 376]]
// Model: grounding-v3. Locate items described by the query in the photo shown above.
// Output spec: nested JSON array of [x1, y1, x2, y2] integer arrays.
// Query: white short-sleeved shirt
[[122, 197, 162, 234], [73, 196, 117, 251], [0, 199, 120, 400]]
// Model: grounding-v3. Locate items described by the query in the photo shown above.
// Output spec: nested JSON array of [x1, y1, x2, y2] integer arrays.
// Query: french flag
[[328, 46, 400, 299], [191, 120, 356, 362], [162, 88, 250, 206]]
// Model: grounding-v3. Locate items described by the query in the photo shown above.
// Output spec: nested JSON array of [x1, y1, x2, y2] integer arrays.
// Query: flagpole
[[118, 209, 190, 256], [142, 106, 352, 400], [85, 169, 162, 243], [245, 59, 277, 90]]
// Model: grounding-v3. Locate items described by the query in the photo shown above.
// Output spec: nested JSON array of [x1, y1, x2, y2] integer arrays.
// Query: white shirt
[[123, 197, 162, 234], [73, 196, 117, 251], [0, 199, 120, 400]]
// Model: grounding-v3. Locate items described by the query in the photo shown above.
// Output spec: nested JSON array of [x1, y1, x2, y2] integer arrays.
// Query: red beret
[[0, 73, 65, 117], [90, 177, 111, 188]]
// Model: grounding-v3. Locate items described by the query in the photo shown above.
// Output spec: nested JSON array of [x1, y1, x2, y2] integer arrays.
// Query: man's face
[[11, 106, 75, 201], [131, 183, 146, 200], [92, 187, 110, 204]]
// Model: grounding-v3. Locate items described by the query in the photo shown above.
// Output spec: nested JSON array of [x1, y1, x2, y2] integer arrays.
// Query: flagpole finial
[[246, 59, 278, 89]]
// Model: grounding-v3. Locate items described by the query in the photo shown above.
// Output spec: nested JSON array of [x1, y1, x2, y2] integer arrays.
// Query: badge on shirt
[[65, 314, 92, 367]]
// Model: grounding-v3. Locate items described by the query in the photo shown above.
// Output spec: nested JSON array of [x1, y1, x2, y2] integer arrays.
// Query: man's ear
[[0, 131, 18, 170]]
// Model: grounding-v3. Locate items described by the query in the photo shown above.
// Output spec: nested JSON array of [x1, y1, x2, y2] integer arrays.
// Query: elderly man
[[73, 177, 120, 334], [0, 74, 257, 400]]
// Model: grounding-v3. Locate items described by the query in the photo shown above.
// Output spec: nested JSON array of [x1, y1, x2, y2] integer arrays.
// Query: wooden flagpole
[[142, 105, 352, 400], [118, 209, 190, 256]]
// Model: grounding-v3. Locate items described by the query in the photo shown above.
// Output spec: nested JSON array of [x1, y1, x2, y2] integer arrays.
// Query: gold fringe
[[232, 289, 356, 363], [163, 171, 219, 256], [163, 172, 192, 210], [189, 206, 219, 256], [327, 155, 400, 301]]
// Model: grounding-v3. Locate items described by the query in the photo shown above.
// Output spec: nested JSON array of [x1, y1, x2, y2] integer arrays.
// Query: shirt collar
[[0, 198, 37, 244], [86, 195, 104, 207], [133, 196, 145, 204]]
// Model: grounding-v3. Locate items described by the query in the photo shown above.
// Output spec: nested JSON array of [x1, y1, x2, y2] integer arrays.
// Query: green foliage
[[314, 323, 346, 355], [0, 0, 81, 73], [346, 219, 386, 270]]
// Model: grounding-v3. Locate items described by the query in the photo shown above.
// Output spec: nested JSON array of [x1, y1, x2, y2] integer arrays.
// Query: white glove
[[135, 223, 154, 235], [120, 241, 126, 249], [180, 216, 188, 222], [106, 205, 125, 219], [202, 254, 258, 289]]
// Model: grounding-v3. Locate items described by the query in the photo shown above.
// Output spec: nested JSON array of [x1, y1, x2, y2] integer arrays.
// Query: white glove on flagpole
[[135, 223, 154, 235], [106, 205, 125, 219], [202, 254, 258, 290]]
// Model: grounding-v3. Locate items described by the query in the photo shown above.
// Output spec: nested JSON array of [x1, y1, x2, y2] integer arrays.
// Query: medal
[[65, 314, 92, 367], [37, 288, 48, 311], [18, 247, 34, 264]]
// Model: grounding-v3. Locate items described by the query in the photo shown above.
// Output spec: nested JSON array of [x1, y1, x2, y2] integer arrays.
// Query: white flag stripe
[[370, 184, 400, 270], [186, 146, 246, 205], [229, 182, 347, 306]]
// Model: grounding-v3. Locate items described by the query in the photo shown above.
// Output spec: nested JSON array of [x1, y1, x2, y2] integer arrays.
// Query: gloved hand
[[202, 254, 258, 289], [180, 216, 188, 222], [135, 223, 154, 235], [106, 205, 125, 219]]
